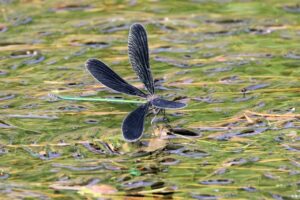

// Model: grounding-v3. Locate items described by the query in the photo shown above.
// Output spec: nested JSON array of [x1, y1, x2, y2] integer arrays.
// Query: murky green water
[[1, 0, 300, 199]]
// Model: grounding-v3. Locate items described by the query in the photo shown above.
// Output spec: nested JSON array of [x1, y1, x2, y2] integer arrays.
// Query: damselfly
[[85, 23, 186, 142]]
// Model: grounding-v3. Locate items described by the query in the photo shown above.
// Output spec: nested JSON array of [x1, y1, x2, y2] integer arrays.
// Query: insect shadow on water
[[85, 23, 187, 142]]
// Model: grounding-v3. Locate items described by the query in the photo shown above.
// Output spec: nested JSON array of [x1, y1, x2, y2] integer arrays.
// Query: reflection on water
[[1, 0, 300, 199]]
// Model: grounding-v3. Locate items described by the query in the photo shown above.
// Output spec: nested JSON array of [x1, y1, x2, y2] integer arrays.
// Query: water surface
[[1, 0, 300, 199]]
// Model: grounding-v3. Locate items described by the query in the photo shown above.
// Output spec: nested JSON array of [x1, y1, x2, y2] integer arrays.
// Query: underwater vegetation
[[0, 0, 300, 199]]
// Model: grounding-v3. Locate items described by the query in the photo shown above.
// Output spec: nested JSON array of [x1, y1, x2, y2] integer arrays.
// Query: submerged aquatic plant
[[85, 23, 186, 142]]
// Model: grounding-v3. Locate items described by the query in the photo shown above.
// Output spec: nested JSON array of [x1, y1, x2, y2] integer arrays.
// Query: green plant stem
[[56, 95, 147, 104]]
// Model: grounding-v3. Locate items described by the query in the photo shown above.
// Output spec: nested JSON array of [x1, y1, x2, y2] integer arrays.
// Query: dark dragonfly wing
[[151, 98, 186, 109], [122, 102, 150, 142], [86, 59, 146, 98], [128, 23, 155, 95]]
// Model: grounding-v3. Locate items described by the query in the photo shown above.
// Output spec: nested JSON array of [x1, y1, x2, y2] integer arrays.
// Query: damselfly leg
[[149, 107, 170, 125]]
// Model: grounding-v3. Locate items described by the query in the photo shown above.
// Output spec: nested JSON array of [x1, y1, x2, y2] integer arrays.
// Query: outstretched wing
[[151, 98, 186, 109], [86, 59, 146, 98], [128, 23, 154, 95], [122, 102, 150, 142]]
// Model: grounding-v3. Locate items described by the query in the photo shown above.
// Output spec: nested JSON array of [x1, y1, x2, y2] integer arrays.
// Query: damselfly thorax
[[146, 94, 158, 102]]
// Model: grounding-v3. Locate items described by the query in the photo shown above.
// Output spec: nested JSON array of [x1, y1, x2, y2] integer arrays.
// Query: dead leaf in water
[[51, 4, 92, 12], [142, 126, 168, 152], [51, 184, 118, 198], [244, 113, 254, 124], [143, 138, 167, 152], [0, 24, 7, 32], [87, 184, 118, 195]]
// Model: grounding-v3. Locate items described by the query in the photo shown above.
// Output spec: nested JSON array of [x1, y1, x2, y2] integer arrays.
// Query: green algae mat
[[1, 0, 300, 199]]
